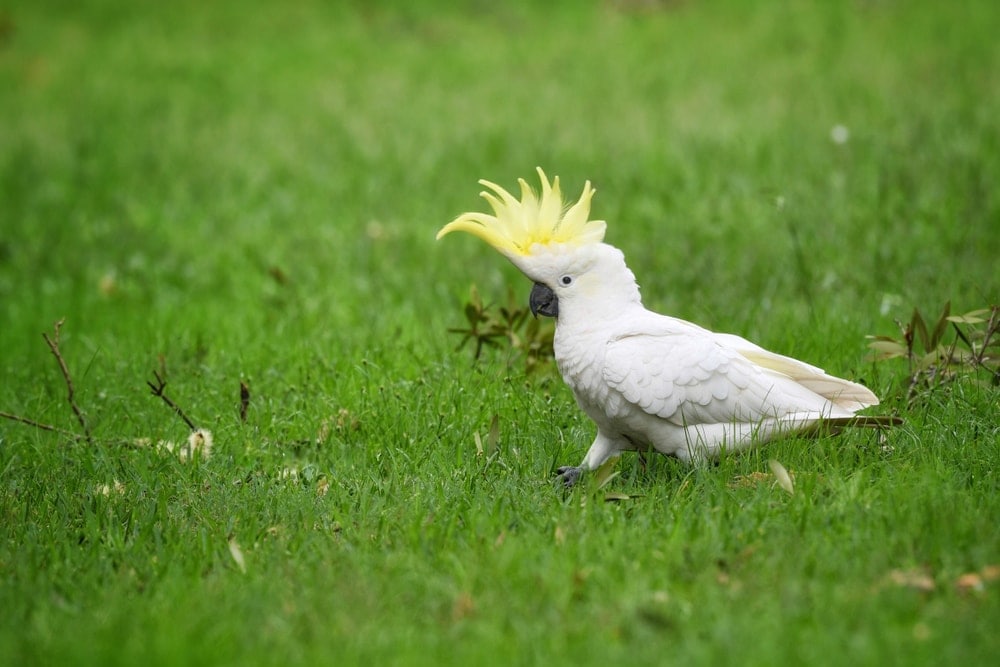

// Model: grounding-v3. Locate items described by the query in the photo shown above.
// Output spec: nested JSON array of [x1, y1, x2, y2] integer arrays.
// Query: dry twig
[[2, 321, 212, 449], [1, 319, 92, 443], [239, 381, 251, 423], [147, 371, 198, 431], [42, 318, 92, 443], [0, 410, 87, 441]]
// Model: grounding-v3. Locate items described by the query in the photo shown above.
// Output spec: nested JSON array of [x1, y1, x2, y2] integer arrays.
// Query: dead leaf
[[768, 459, 794, 495], [267, 265, 289, 285], [96, 479, 126, 496], [955, 564, 1000, 593], [886, 568, 935, 592], [729, 471, 771, 488], [228, 537, 247, 574], [451, 592, 475, 622], [956, 572, 984, 592]]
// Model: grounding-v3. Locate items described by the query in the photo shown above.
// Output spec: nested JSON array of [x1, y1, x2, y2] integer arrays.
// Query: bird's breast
[[553, 326, 613, 407]]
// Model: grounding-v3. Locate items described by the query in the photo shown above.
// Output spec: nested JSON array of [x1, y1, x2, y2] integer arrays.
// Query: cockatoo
[[438, 168, 898, 486]]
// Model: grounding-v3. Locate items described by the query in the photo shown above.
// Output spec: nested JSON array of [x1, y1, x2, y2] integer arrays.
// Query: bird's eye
[[560, 275, 573, 286]]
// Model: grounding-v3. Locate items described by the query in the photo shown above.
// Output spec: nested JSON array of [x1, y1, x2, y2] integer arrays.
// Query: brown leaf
[[866, 339, 908, 359], [729, 471, 771, 488], [955, 564, 1000, 593], [451, 592, 476, 622], [239, 381, 250, 422], [886, 568, 935, 592], [955, 572, 984, 592]]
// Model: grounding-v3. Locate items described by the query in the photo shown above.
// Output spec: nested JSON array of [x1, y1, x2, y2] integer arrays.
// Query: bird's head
[[438, 168, 640, 320]]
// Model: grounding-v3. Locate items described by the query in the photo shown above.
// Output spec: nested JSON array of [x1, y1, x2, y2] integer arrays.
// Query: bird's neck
[[556, 275, 643, 333]]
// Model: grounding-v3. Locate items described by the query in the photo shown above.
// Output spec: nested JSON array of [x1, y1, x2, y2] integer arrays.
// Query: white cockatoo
[[438, 168, 898, 485]]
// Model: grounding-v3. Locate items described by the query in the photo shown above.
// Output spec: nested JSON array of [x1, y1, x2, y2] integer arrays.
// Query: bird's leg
[[555, 431, 618, 488], [556, 466, 584, 487]]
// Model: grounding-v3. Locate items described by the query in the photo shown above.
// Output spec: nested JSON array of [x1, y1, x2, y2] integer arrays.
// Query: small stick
[[239, 381, 250, 422], [41, 318, 92, 443], [147, 371, 197, 431], [0, 410, 87, 440]]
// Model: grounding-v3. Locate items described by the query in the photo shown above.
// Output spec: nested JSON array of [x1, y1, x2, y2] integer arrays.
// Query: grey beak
[[529, 282, 559, 318]]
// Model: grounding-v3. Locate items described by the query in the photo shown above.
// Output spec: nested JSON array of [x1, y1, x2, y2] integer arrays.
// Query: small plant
[[448, 284, 555, 373], [867, 302, 1000, 399]]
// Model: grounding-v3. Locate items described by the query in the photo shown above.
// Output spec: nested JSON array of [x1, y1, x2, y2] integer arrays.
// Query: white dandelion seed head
[[184, 429, 213, 461]]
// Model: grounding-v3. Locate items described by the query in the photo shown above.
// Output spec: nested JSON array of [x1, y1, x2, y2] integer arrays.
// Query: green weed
[[448, 284, 555, 373], [868, 303, 1000, 400]]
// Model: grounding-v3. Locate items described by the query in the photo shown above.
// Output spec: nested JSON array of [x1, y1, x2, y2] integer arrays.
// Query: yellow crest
[[437, 167, 606, 258]]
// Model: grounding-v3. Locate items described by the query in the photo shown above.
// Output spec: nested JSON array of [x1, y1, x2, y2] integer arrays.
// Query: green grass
[[2, 1, 999, 664]]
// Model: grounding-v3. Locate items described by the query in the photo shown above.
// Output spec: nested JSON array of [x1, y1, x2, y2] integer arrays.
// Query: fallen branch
[[0, 410, 87, 441], [147, 371, 197, 431], [42, 318, 92, 443]]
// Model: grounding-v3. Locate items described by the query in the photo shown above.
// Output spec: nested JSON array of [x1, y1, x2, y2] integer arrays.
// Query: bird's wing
[[712, 332, 878, 411], [602, 321, 838, 427]]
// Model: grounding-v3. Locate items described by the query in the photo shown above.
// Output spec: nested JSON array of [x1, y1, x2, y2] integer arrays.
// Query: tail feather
[[793, 377, 879, 412], [796, 414, 904, 438], [821, 415, 904, 428], [713, 332, 880, 412]]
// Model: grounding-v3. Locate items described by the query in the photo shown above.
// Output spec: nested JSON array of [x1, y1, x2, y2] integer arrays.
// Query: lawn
[[1, 1, 998, 665]]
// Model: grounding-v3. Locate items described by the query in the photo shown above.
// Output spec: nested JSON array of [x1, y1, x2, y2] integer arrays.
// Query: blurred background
[[1, 0, 997, 419]]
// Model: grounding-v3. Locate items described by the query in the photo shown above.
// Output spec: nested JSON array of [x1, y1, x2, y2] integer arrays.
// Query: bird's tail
[[826, 415, 904, 428], [713, 332, 882, 412], [800, 414, 904, 437]]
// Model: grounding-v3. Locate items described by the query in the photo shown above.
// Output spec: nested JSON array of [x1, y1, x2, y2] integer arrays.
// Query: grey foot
[[556, 466, 583, 488]]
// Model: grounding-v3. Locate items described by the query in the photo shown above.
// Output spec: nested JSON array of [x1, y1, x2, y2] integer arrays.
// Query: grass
[[2, 0, 999, 664]]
